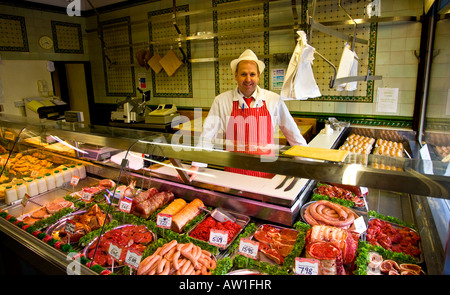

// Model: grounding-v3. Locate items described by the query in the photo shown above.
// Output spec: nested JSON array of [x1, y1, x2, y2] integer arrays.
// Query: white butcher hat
[[230, 49, 265, 74]]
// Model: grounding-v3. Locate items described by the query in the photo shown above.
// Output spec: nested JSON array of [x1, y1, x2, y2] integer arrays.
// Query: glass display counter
[[0, 113, 448, 274]]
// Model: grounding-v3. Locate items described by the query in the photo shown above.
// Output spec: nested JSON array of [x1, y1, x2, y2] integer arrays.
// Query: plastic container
[[54, 170, 64, 187], [76, 163, 86, 179], [70, 165, 80, 178], [62, 167, 72, 183], [36, 176, 47, 194], [45, 173, 56, 190], [26, 179, 38, 197], [16, 182, 28, 199], [5, 185, 18, 205]]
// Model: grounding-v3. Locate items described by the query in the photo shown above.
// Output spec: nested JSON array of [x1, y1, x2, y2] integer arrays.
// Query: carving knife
[[284, 177, 299, 192]]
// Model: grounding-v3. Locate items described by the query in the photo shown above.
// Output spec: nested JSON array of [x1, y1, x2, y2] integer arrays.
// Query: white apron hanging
[[336, 43, 359, 91], [280, 30, 321, 101]]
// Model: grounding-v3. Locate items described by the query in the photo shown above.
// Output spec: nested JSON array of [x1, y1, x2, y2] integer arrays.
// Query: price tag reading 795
[[238, 238, 259, 259], [295, 257, 319, 275], [208, 229, 228, 247]]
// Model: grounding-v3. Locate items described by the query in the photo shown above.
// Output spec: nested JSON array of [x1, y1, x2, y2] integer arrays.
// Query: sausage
[[172, 251, 181, 269], [158, 260, 171, 275], [159, 240, 177, 257], [308, 201, 354, 227], [180, 260, 191, 275], [181, 242, 193, 252], [157, 258, 167, 274], [164, 246, 177, 261], [137, 254, 160, 275], [194, 246, 202, 260], [181, 248, 197, 266]]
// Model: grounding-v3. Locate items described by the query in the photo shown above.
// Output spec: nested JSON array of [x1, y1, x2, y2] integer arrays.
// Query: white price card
[[238, 238, 259, 259], [124, 249, 142, 270], [118, 197, 132, 213], [108, 242, 122, 262], [82, 191, 92, 202], [353, 216, 367, 234], [208, 229, 228, 247], [295, 257, 319, 275], [70, 175, 80, 186], [156, 213, 172, 229], [65, 219, 76, 235]]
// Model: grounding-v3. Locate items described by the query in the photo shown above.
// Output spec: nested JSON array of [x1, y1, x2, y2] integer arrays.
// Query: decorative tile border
[[148, 5, 192, 98], [212, 0, 269, 95], [51, 21, 83, 54], [101, 16, 136, 97], [0, 14, 29, 52]]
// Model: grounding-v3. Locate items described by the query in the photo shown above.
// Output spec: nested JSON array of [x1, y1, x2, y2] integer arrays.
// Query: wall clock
[[39, 35, 53, 49]]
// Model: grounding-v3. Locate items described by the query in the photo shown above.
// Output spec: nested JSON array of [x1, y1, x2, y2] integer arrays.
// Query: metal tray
[[364, 218, 423, 264], [82, 224, 156, 270], [226, 269, 264, 275], [45, 208, 112, 244], [186, 209, 250, 250], [300, 201, 361, 229]]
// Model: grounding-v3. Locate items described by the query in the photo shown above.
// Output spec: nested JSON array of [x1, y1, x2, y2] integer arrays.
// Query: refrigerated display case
[[0, 113, 448, 275]]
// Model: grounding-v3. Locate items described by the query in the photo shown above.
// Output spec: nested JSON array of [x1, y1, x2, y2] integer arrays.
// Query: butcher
[[184, 49, 307, 180]]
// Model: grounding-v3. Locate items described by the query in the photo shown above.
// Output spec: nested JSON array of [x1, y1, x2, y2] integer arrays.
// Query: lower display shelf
[[0, 174, 440, 276]]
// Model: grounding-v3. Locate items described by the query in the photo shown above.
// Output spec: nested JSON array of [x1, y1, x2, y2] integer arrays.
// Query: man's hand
[[176, 166, 200, 182]]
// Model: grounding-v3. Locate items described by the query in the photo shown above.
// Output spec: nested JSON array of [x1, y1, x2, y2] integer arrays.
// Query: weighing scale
[[145, 103, 179, 124]]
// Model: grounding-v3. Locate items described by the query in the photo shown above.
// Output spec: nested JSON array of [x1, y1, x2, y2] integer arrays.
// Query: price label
[[156, 213, 172, 229], [81, 191, 92, 202], [30, 170, 39, 178], [238, 238, 259, 259], [21, 193, 29, 207], [353, 216, 367, 234], [108, 242, 122, 262], [124, 249, 142, 270], [70, 175, 80, 186], [118, 197, 132, 213], [208, 229, 228, 247], [295, 257, 319, 275], [65, 219, 76, 235]]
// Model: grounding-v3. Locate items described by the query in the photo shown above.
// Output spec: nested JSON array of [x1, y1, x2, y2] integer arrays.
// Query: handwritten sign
[[108, 242, 122, 262], [156, 213, 172, 229], [124, 249, 142, 270], [295, 257, 319, 275], [238, 238, 259, 259], [118, 197, 132, 213], [81, 191, 92, 202], [65, 219, 76, 235], [70, 175, 80, 186], [208, 229, 228, 248]]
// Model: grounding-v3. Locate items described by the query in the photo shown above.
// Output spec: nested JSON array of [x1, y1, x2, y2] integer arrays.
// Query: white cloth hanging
[[336, 43, 359, 91], [280, 31, 321, 101]]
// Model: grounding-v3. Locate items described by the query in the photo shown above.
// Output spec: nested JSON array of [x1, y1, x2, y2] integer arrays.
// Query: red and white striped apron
[[224, 97, 275, 178]]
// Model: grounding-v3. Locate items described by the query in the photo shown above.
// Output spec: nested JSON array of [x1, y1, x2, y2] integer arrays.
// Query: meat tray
[[186, 209, 250, 250], [226, 269, 264, 275], [82, 224, 157, 270], [300, 201, 361, 229], [45, 209, 113, 244], [248, 224, 299, 266], [364, 218, 423, 264]]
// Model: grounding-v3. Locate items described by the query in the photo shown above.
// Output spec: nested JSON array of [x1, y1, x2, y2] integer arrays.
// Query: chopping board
[[159, 49, 183, 77], [147, 53, 163, 73], [283, 145, 349, 162]]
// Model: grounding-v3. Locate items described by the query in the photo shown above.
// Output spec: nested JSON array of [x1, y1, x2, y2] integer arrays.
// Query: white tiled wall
[[2, 0, 448, 124]]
